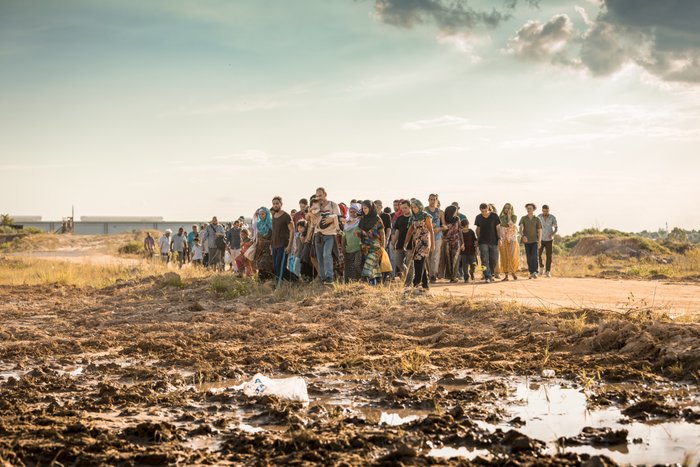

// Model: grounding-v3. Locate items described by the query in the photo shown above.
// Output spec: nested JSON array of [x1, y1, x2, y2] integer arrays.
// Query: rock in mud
[[123, 421, 179, 443], [499, 429, 546, 453], [558, 426, 628, 446], [622, 399, 679, 420]]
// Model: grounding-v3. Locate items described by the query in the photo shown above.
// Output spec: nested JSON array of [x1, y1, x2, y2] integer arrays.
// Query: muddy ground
[[1, 276, 699, 465]]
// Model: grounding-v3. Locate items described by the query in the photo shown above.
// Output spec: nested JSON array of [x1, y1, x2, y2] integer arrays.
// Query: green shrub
[[209, 275, 257, 299], [118, 240, 142, 255], [160, 272, 182, 288]]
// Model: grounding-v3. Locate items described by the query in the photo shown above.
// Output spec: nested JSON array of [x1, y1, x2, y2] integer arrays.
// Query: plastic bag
[[224, 250, 232, 265], [380, 248, 392, 273], [241, 373, 309, 402], [243, 243, 257, 261], [287, 255, 301, 277]]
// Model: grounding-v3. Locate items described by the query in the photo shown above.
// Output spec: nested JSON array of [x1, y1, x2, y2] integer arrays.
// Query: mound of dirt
[[570, 236, 669, 258]]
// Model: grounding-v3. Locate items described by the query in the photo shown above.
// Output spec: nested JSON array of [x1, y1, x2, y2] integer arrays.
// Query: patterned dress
[[411, 218, 431, 261], [360, 219, 383, 279], [440, 221, 463, 281], [254, 232, 275, 280]]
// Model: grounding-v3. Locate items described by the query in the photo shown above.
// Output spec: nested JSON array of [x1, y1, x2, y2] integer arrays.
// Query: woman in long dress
[[358, 200, 385, 286], [440, 205, 463, 283], [253, 207, 275, 281], [498, 203, 519, 281], [405, 199, 435, 290]]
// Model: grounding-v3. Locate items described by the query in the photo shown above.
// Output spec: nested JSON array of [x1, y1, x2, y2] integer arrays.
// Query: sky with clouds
[[1, 0, 699, 234]]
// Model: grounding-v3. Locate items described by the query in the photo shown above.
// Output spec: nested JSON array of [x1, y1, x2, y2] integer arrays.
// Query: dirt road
[[433, 277, 700, 317], [8, 245, 700, 317]]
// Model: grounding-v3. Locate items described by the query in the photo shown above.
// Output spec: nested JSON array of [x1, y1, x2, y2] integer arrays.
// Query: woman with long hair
[[357, 200, 385, 286], [440, 205, 463, 283], [405, 199, 435, 290], [498, 202, 519, 281], [253, 207, 275, 280]]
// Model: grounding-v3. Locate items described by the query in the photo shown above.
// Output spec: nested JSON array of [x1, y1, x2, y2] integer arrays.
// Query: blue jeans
[[315, 234, 335, 281], [272, 247, 286, 279], [478, 243, 499, 280], [525, 242, 539, 274]]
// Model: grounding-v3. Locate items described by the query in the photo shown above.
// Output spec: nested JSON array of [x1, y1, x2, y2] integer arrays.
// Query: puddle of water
[[379, 412, 422, 426], [0, 371, 22, 381], [427, 446, 491, 460], [498, 377, 700, 466], [239, 423, 264, 434], [155, 369, 700, 465]]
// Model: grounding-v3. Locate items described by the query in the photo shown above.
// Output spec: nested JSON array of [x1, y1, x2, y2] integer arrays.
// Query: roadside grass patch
[[118, 240, 143, 255], [209, 274, 260, 299]]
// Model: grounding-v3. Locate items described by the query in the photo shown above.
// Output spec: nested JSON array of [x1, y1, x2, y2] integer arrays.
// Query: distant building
[[12, 215, 200, 235]]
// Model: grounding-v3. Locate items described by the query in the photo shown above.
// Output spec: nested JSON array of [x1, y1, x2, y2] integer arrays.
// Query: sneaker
[[430, 275, 437, 284], [528, 273, 534, 279], [546, 271, 551, 278], [322, 279, 334, 286], [539, 267, 544, 275]]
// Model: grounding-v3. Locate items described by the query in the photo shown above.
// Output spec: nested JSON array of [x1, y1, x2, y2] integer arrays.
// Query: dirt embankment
[[0, 278, 698, 465]]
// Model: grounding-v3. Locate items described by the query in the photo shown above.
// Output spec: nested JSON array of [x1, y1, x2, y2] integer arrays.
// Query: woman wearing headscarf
[[439, 205, 464, 283], [357, 200, 385, 285], [498, 202, 519, 280], [405, 199, 435, 289], [343, 203, 363, 282], [253, 207, 275, 280]]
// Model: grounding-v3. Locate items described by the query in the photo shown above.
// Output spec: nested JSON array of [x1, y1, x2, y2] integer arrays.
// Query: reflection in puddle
[[25, 362, 696, 465], [428, 446, 491, 460], [499, 377, 700, 466], [379, 412, 422, 426]]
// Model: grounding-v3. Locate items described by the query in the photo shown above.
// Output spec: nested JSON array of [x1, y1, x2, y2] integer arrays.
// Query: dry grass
[[553, 250, 700, 280], [0, 256, 212, 288]]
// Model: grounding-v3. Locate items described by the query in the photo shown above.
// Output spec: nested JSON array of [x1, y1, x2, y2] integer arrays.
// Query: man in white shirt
[[159, 230, 172, 263]]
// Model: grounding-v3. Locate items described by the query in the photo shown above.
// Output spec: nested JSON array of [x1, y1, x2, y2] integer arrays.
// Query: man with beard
[[314, 187, 340, 285], [271, 196, 294, 280]]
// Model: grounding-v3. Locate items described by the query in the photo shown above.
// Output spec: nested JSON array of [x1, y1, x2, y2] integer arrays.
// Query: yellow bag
[[380, 248, 392, 273]]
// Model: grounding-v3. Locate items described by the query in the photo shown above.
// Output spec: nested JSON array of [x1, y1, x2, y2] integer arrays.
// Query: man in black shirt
[[271, 196, 294, 280], [391, 200, 412, 281], [474, 203, 501, 283]]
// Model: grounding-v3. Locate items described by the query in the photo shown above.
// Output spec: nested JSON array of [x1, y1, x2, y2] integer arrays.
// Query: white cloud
[[574, 5, 594, 27], [435, 32, 486, 63], [402, 115, 486, 130], [506, 14, 579, 65], [400, 146, 471, 157]]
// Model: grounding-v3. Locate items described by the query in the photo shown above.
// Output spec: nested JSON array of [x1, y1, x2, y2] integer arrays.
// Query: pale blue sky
[[1, 0, 699, 233]]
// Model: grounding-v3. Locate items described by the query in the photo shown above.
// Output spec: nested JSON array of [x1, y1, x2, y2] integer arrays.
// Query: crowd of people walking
[[147, 188, 558, 288]]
